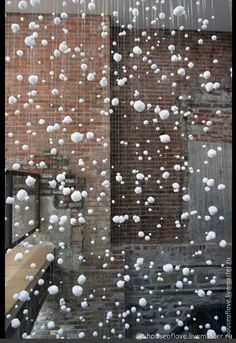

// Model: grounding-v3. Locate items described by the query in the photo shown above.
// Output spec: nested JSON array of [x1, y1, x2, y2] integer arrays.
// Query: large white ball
[[18, 1, 27, 10], [159, 134, 170, 143], [72, 285, 83, 297], [18, 290, 30, 302], [173, 6, 186, 16], [48, 285, 59, 295], [113, 53, 122, 62], [163, 263, 173, 273], [71, 191, 82, 202], [138, 297, 147, 307], [16, 189, 28, 201], [159, 110, 170, 120], [78, 275, 86, 285], [71, 132, 84, 143], [133, 46, 142, 55], [11, 318, 21, 328], [133, 100, 146, 112]]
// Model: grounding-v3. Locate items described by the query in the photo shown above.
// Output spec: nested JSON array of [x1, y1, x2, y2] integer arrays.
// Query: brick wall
[[5, 13, 111, 256], [5, 13, 232, 339], [110, 28, 232, 245], [5, 13, 127, 339]]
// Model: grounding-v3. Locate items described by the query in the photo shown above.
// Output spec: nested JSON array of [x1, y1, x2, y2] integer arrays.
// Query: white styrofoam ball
[[162, 172, 170, 179], [100, 77, 108, 87], [159, 134, 170, 143], [132, 8, 139, 16], [134, 187, 142, 194], [207, 179, 214, 187], [168, 45, 175, 52], [116, 175, 123, 182], [163, 264, 173, 273], [18, 1, 27, 10], [16, 189, 28, 201], [138, 231, 145, 238], [47, 321, 55, 329], [88, 1, 95, 11], [111, 98, 119, 106], [207, 149, 217, 158], [164, 324, 171, 331], [24, 36, 35, 47], [197, 289, 205, 297], [78, 275, 86, 285], [219, 240, 227, 248], [133, 46, 142, 55], [136, 173, 144, 180], [113, 53, 122, 62], [117, 280, 125, 288], [171, 55, 178, 62], [71, 132, 84, 143], [182, 194, 190, 202], [6, 197, 14, 204], [12, 163, 21, 170], [51, 88, 59, 96], [177, 68, 186, 76], [11, 318, 21, 328], [46, 253, 54, 262], [207, 330, 216, 339], [139, 298, 147, 307], [87, 73, 95, 81], [78, 332, 85, 338], [71, 191, 82, 202], [133, 100, 146, 112], [72, 285, 83, 297], [188, 62, 194, 68], [124, 275, 130, 282], [38, 279, 45, 286], [159, 110, 170, 120], [59, 42, 68, 53], [208, 206, 218, 216], [14, 252, 24, 262], [49, 215, 59, 224], [86, 131, 94, 140], [159, 12, 165, 20], [8, 96, 17, 105], [41, 39, 48, 46], [48, 285, 59, 295], [62, 116, 72, 124], [11, 23, 20, 33], [25, 176, 36, 187], [203, 71, 211, 80], [81, 63, 88, 71], [18, 290, 30, 302], [176, 281, 183, 289], [56, 173, 65, 182], [62, 187, 71, 196], [147, 196, 155, 204], [205, 82, 214, 93], [182, 267, 190, 276], [173, 6, 185, 16], [206, 231, 216, 241], [213, 82, 220, 90]]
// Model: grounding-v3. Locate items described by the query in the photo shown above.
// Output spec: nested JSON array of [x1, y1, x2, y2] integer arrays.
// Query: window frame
[[5, 170, 40, 251]]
